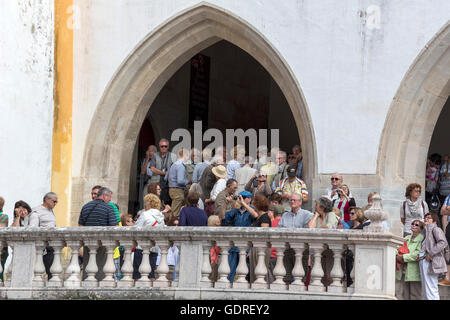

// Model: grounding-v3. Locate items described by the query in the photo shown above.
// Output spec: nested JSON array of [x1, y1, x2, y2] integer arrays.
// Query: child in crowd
[[114, 214, 134, 282]]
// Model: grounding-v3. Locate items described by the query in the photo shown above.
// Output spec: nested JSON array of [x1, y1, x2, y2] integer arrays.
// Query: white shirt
[[25, 205, 56, 227], [210, 178, 226, 201], [235, 165, 257, 194], [134, 209, 165, 227]]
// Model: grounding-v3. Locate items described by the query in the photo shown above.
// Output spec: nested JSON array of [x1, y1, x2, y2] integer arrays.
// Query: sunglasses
[[350, 211, 356, 215], [411, 223, 420, 227], [160, 145, 168, 148], [51, 200, 58, 204], [331, 178, 340, 181]]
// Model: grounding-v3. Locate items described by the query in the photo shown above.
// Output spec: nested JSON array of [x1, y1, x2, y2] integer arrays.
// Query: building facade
[[1, 0, 449, 236]]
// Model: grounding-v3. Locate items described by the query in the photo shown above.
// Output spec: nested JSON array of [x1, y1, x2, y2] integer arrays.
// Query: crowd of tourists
[[0, 140, 448, 300]]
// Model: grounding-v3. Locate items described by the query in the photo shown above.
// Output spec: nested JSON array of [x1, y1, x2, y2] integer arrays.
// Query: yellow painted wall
[[52, 0, 73, 226]]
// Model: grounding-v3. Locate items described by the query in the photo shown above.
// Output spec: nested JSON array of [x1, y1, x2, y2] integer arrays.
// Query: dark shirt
[[224, 208, 255, 227], [78, 199, 118, 226], [199, 165, 217, 200], [178, 206, 208, 226], [252, 213, 272, 227]]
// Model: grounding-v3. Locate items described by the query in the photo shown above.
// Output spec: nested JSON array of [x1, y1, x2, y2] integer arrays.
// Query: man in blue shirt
[[168, 148, 191, 218], [223, 191, 255, 227], [223, 191, 254, 283]]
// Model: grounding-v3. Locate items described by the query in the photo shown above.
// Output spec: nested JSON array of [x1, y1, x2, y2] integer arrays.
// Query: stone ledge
[[0, 287, 396, 300]]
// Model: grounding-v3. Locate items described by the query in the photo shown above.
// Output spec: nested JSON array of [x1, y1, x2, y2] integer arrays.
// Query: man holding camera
[[222, 191, 257, 283], [245, 171, 272, 198], [214, 179, 238, 220]]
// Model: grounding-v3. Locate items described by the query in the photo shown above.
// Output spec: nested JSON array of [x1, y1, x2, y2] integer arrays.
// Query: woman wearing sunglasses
[[418, 213, 448, 300], [395, 220, 424, 300]]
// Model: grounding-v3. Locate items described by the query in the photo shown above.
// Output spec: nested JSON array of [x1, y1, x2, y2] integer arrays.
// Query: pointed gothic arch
[[73, 3, 317, 219]]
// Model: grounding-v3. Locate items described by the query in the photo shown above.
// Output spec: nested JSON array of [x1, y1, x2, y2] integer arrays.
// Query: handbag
[[396, 241, 409, 271]]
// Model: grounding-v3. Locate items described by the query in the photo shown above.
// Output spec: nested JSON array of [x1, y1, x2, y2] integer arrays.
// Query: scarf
[[406, 198, 422, 218]]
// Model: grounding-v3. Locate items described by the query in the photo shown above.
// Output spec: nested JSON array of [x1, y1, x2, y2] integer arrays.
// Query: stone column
[[153, 240, 170, 288], [327, 244, 345, 294], [64, 240, 82, 289], [136, 241, 152, 288], [215, 240, 231, 289], [117, 240, 135, 288], [270, 241, 287, 291], [47, 240, 65, 287], [82, 240, 99, 288], [100, 240, 118, 288], [32, 241, 46, 288], [252, 241, 268, 289], [308, 243, 325, 292], [233, 241, 249, 289], [200, 241, 213, 288], [289, 242, 306, 292]]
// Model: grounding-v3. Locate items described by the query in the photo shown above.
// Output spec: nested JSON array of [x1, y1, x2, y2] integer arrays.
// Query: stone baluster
[[348, 245, 355, 293], [153, 240, 170, 287], [136, 240, 151, 288], [328, 244, 345, 293], [4, 244, 12, 287], [308, 243, 325, 292], [0, 240, 4, 286], [47, 240, 65, 287], [215, 240, 231, 289], [117, 240, 135, 288], [200, 241, 213, 288], [290, 242, 306, 291], [233, 241, 249, 289], [172, 241, 180, 285], [64, 240, 82, 288], [270, 241, 287, 291], [82, 240, 99, 288], [252, 241, 268, 289], [100, 240, 118, 288], [32, 241, 46, 288]]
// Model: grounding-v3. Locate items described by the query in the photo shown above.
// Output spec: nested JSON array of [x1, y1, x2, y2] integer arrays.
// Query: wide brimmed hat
[[212, 165, 227, 179]]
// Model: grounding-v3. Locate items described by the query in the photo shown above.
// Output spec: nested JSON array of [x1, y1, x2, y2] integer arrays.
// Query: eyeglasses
[[51, 200, 58, 204], [411, 223, 420, 227], [160, 145, 168, 148], [331, 178, 340, 181]]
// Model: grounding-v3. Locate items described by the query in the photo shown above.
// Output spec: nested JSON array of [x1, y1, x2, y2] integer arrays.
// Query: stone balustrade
[[0, 227, 403, 300]]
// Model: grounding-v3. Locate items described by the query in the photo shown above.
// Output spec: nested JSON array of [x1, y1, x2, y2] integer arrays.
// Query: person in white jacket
[[135, 194, 166, 227], [133, 193, 165, 280]]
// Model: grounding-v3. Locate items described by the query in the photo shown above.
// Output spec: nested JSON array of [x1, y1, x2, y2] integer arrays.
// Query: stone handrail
[[0, 227, 403, 300]]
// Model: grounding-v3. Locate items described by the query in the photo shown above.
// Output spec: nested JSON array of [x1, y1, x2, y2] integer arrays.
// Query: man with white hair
[[326, 173, 352, 201], [272, 150, 289, 191], [27, 192, 58, 280]]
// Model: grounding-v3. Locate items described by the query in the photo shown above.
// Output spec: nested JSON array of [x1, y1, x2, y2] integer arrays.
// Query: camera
[[232, 196, 238, 200]]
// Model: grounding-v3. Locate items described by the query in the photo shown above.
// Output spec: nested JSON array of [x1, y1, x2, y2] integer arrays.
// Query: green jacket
[[396, 233, 423, 282]]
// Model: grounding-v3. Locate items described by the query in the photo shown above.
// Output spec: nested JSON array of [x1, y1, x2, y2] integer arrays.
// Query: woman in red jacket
[[332, 184, 356, 222]]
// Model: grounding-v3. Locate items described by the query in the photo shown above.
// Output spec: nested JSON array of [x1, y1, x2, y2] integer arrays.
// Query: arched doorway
[[128, 39, 302, 213], [73, 4, 317, 220], [377, 22, 450, 234]]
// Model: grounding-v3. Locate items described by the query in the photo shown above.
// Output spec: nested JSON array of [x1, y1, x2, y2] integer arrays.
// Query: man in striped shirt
[[78, 187, 118, 226], [79, 187, 118, 280]]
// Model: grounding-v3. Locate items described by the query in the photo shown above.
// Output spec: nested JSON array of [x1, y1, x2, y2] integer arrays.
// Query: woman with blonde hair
[[135, 194, 165, 227]]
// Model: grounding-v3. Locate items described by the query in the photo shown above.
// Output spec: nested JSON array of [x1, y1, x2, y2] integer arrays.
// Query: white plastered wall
[[0, 0, 54, 223]]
